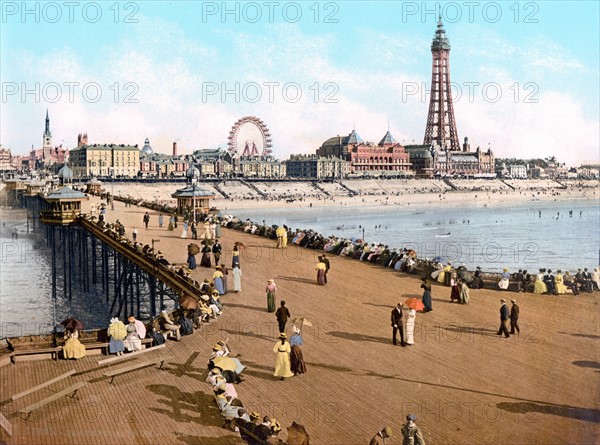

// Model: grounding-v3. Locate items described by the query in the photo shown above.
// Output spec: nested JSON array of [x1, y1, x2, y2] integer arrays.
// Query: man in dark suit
[[391, 303, 406, 346], [544, 270, 556, 294], [510, 299, 520, 334], [212, 240, 222, 266], [322, 254, 331, 283], [498, 299, 510, 338]]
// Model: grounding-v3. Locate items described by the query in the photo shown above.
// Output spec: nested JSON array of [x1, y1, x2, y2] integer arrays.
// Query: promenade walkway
[[0, 197, 598, 444]]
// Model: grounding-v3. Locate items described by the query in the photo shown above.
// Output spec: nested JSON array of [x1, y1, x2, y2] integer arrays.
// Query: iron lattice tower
[[423, 17, 460, 151]]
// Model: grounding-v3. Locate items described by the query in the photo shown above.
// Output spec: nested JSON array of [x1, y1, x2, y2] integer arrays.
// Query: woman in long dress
[[450, 273, 460, 302], [108, 317, 127, 356], [63, 328, 86, 359], [533, 269, 548, 294], [273, 333, 294, 380], [289, 327, 307, 376], [181, 221, 189, 239], [498, 268, 510, 290], [420, 279, 432, 312], [266, 279, 277, 312], [168, 216, 175, 231], [459, 280, 470, 304], [405, 309, 416, 345], [200, 245, 212, 268], [232, 266, 242, 292], [316, 259, 326, 285], [232, 245, 240, 268], [220, 264, 229, 293], [213, 267, 225, 295], [123, 317, 142, 352], [554, 270, 567, 294], [281, 225, 288, 249]]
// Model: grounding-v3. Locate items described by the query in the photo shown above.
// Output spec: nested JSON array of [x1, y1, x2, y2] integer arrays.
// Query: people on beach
[[391, 303, 406, 346], [459, 279, 470, 304], [232, 244, 240, 268], [498, 268, 510, 290], [275, 301, 291, 334], [534, 269, 548, 294], [405, 308, 416, 345], [289, 326, 307, 376], [63, 328, 86, 359], [108, 317, 127, 355], [213, 267, 225, 295], [201, 244, 212, 268], [497, 299, 510, 338], [124, 316, 143, 352], [212, 239, 222, 266], [401, 414, 425, 445], [316, 257, 327, 285], [232, 265, 242, 292], [276, 225, 286, 248], [158, 213, 164, 228], [421, 278, 432, 312], [554, 270, 567, 294], [266, 279, 277, 312], [143, 212, 150, 229], [470, 266, 484, 289], [510, 300, 520, 334], [273, 333, 294, 380], [369, 426, 393, 445]]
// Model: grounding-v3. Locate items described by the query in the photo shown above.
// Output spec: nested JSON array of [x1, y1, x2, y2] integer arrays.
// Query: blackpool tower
[[423, 17, 460, 151]]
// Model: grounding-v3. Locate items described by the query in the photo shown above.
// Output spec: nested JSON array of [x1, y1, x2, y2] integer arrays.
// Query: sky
[[1, 1, 599, 166]]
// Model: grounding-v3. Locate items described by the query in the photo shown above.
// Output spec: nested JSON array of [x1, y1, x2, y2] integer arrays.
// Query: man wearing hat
[[235, 411, 261, 443], [369, 426, 392, 445], [254, 416, 273, 443], [391, 303, 406, 347], [401, 414, 425, 445], [497, 299, 510, 338], [510, 299, 520, 334]]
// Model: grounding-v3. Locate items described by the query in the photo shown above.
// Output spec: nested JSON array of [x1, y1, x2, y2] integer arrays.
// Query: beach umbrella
[[404, 298, 425, 312], [286, 421, 310, 445], [61, 318, 84, 331], [292, 317, 313, 327], [179, 295, 199, 310]]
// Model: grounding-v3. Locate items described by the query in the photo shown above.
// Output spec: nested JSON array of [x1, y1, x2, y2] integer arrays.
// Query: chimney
[[173, 142, 178, 156]]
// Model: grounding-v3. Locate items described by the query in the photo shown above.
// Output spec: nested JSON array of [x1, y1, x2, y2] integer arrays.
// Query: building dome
[[57, 165, 73, 179], [186, 165, 200, 179], [141, 138, 153, 155]]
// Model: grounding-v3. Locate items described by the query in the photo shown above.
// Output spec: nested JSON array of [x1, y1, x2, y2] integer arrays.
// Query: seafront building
[[285, 154, 350, 179], [69, 135, 140, 178]]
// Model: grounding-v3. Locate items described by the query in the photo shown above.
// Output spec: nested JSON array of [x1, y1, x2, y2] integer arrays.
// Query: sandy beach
[[0, 195, 598, 445]]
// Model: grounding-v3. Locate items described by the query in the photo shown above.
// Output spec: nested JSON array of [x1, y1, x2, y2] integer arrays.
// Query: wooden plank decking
[[0, 198, 598, 444]]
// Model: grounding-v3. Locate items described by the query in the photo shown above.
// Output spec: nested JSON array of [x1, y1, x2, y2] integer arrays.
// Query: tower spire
[[423, 18, 459, 151], [44, 109, 51, 137]]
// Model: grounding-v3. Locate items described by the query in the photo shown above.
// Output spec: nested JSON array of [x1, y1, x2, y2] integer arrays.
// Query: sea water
[[230, 199, 600, 272]]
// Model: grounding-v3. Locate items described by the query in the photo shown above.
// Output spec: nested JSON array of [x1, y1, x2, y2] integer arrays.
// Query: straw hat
[[279, 333, 287, 339], [250, 411, 260, 420], [212, 343, 222, 351], [268, 279, 274, 283], [383, 426, 393, 437], [200, 294, 209, 301], [127, 316, 136, 323]]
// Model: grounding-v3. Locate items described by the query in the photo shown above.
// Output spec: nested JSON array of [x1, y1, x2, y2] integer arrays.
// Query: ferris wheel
[[227, 116, 273, 157]]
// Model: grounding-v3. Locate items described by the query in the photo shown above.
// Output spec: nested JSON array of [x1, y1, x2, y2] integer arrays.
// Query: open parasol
[[404, 298, 425, 311], [212, 356, 245, 374], [292, 317, 313, 327], [201, 238, 214, 246], [61, 318, 84, 331], [179, 295, 199, 310]]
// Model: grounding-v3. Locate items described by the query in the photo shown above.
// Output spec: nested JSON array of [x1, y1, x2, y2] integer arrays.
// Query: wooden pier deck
[[0, 198, 598, 444]]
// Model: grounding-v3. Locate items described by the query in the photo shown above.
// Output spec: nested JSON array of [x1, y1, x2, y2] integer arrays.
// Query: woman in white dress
[[498, 268, 510, 290], [181, 221, 188, 239], [405, 309, 416, 345], [232, 265, 243, 292]]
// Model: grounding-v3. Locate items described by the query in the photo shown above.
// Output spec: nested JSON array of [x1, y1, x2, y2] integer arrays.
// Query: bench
[[83, 338, 154, 356], [11, 369, 76, 401], [102, 356, 171, 384], [19, 381, 88, 420], [97, 343, 166, 365], [10, 347, 62, 364]]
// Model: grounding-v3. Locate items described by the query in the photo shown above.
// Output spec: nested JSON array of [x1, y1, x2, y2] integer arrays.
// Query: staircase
[[312, 182, 330, 196], [240, 179, 268, 198], [443, 179, 458, 191], [338, 180, 358, 196], [212, 182, 230, 199]]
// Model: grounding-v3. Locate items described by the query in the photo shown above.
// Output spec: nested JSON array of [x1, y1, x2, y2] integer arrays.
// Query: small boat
[[435, 232, 451, 238]]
